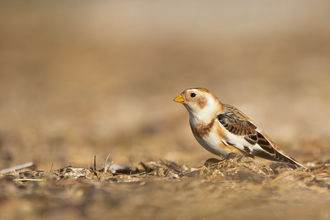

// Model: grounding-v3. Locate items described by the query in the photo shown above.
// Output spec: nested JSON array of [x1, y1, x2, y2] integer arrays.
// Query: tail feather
[[253, 132, 305, 168], [252, 148, 304, 168]]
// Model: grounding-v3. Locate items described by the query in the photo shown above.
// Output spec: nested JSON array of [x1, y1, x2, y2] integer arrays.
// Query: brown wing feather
[[218, 104, 302, 167], [218, 104, 257, 136]]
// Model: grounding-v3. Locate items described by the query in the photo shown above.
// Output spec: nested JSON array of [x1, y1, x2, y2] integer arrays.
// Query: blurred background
[[1, 0, 330, 170]]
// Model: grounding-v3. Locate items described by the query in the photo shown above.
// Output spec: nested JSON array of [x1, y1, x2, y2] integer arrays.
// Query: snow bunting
[[174, 88, 303, 167]]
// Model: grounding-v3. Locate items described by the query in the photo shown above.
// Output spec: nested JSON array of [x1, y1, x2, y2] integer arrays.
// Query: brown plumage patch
[[195, 88, 212, 94], [190, 123, 202, 139], [194, 88, 219, 101], [190, 119, 215, 138], [196, 96, 207, 109], [214, 120, 230, 142]]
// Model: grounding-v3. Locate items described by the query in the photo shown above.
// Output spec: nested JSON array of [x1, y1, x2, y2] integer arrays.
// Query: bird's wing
[[218, 104, 302, 167], [217, 104, 257, 136]]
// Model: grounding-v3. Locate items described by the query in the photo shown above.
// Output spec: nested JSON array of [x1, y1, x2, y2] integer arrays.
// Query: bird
[[174, 87, 304, 168]]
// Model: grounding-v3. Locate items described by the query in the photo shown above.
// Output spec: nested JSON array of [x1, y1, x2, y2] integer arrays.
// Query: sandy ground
[[1, 1, 330, 219]]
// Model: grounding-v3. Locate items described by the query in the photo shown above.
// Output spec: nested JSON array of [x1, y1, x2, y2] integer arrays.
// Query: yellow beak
[[174, 94, 184, 103]]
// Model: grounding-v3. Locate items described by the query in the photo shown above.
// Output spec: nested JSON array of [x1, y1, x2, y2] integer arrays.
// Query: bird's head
[[174, 88, 222, 122]]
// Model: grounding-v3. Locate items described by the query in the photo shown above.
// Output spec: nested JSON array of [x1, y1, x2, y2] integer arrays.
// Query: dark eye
[[190, 93, 196, 98]]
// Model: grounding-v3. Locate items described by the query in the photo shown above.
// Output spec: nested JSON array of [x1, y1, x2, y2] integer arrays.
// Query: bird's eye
[[190, 93, 196, 98]]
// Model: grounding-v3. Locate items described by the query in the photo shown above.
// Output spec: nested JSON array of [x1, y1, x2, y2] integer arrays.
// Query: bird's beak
[[174, 94, 184, 103]]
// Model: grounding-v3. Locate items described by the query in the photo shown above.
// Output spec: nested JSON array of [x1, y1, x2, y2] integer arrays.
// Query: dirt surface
[[1, 157, 330, 220], [1, 1, 330, 219]]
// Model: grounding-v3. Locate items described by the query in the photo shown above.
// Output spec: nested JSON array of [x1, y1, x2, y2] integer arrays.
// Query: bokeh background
[[1, 0, 330, 171]]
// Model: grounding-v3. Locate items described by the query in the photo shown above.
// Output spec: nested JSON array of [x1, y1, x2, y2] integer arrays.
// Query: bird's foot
[[204, 158, 224, 167], [226, 153, 239, 159]]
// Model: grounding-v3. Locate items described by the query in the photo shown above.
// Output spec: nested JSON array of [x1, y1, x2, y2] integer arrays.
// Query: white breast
[[193, 132, 222, 156]]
